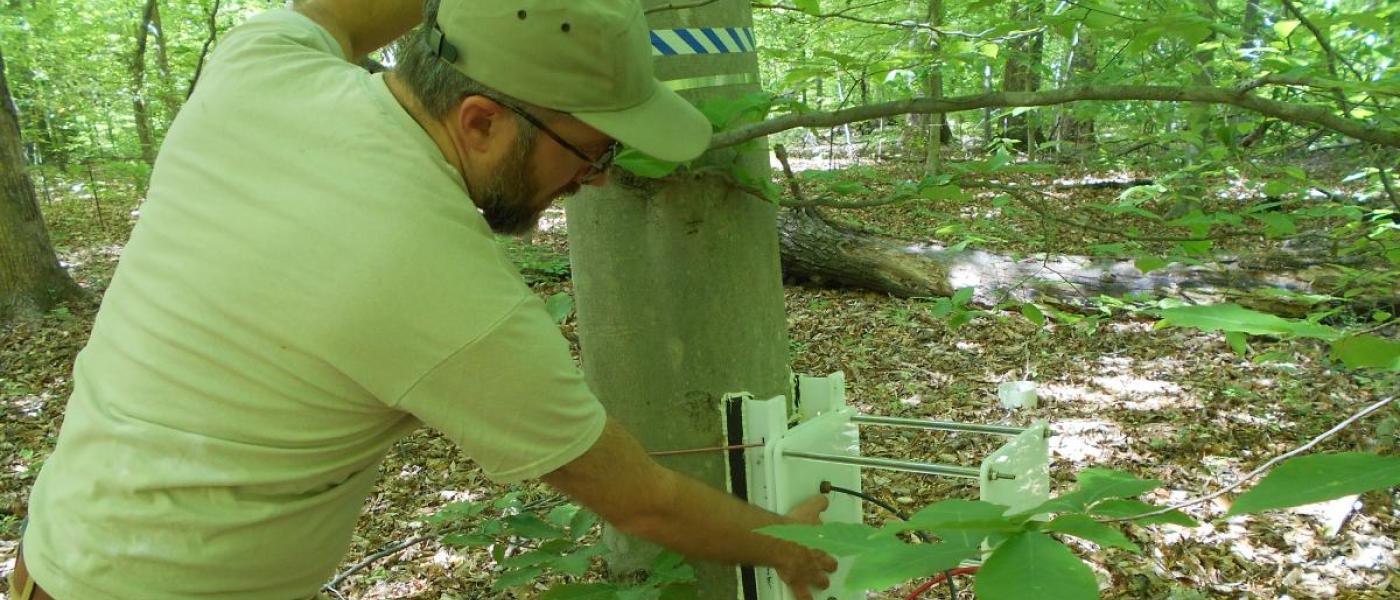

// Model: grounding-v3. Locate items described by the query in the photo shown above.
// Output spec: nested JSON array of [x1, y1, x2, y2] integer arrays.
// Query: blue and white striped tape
[[650, 27, 756, 56]]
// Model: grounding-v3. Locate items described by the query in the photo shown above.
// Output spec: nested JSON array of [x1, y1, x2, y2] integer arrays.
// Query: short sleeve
[[394, 296, 607, 483]]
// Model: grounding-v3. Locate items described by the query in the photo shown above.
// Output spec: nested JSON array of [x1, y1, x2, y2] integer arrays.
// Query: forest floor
[[1, 157, 1396, 599]]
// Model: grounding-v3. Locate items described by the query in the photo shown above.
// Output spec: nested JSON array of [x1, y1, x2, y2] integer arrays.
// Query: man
[[9, 0, 836, 599]]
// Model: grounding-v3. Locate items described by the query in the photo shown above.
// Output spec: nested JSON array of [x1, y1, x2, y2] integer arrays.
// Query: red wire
[[904, 566, 980, 600]]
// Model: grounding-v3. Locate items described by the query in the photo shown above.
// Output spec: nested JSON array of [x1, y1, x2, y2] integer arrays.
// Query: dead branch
[[1102, 396, 1396, 523], [644, 0, 722, 15], [710, 84, 1400, 150], [186, 0, 223, 100]]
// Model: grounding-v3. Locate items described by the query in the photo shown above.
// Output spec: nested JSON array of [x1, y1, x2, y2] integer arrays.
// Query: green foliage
[[975, 532, 1099, 600], [1046, 514, 1140, 552], [1156, 303, 1400, 371], [539, 552, 697, 600], [1017, 468, 1162, 517], [615, 149, 682, 178], [1228, 452, 1400, 516], [545, 293, 575, 324]]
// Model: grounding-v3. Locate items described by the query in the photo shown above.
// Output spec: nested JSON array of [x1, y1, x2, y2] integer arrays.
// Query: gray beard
[[472, 135, 541, 236]]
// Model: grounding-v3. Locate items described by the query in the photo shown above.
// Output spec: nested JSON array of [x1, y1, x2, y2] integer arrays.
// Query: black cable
[[820, 480, 911, 521], [819, 481, 960, 599]]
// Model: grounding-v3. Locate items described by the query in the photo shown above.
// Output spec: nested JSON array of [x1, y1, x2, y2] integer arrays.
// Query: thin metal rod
[[783, 450, 981, 479], [851, 414, 1027, 436], [649, 442, 764, 457]]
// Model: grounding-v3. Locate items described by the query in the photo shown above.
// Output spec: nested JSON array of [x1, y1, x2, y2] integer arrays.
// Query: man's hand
[[542, 420, 837, 591], [775, 495, 839, 600]]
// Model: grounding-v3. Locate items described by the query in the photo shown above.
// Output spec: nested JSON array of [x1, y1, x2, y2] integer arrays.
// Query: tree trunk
[[1241, 0, 1263, 53], [0, 49, 84, 322], [132, 0, 158, 164], [777, 207, 1358, 316], [923, 0, 945, 175], [1000, 0, 1044, 148], [566, 2, 785, 598], [1056, 26, 1096, 144], [150, 0, 181, 118]]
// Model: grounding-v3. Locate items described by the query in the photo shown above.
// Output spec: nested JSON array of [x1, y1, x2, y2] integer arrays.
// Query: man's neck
[[384, 72, 465, 176]]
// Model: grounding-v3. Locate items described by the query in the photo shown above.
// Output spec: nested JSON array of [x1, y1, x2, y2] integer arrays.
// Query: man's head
[[392, 0, 711, 235]]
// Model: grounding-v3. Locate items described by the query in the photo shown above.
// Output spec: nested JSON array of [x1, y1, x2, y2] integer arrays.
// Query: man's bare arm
[[293, 0, 422, 60], [542, 418, 836, 599]]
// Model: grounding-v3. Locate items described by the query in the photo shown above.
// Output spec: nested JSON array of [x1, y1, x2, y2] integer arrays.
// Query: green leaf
[[571, 509, 600, 540], [1156, 303, 1340, 341], [1047, 514, 1140, 552], [615, 149, 681, 178], [918, 184, 970, 202], [793, 0, 822, 15], [545, 292, 574, 324], [1225, 331, 1250, 356], [491, 566, 543, 591], [646, 551, 696, 586], [539, 583, 623, 600], [756, 522, 885, 557], [1135, 255, 1169, 274], [1228, 452, 1400, 516], [1089, 499, 1198, 527], [951, 287, 975, 306], [1252, 212, 1297, 238], [504, 514, 567, 539], [553, 545, 605, 576], [1273, 19, 1301, 37], [1262, 180, 1292, 197], [845, 541, 981, 592], [1330, 335, 1400, 371], [441, 532, 495, 547], [896, 500, 1022, 546], [427, 500, 485, 524], [1019, 468, 1161, 516], [1022, 303, 1046, 327], [979, 43, 999, 58], [696, 92, 772, 129], [975, 532, 1098, 600]]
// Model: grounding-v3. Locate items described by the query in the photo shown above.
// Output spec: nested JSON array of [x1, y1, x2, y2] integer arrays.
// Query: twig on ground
[[324, 533, 434, 591], [1102, 396, 1396, 523]]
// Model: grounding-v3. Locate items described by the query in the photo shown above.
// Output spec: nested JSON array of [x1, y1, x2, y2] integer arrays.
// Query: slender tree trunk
[[151, 1, 180, 118], [1241, 0, 1262, 54], [1056, 27, 1096, 144], [923, 0, 945, 175], [186, 0, 223, 100], [1001, 0, 1044, 148], [132, 0, 158, 164], [0, 49, 84, 322]]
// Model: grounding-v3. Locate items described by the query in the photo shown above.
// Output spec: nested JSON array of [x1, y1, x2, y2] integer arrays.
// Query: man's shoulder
[[218, 8, 348, 63]]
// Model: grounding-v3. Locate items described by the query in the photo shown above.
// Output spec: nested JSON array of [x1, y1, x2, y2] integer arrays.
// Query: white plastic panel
[[979, 420, 1051, 516], [741, 394, 863, 600]]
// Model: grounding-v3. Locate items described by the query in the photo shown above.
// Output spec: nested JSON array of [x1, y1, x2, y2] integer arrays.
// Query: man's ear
[[454, 96, 511, 156]]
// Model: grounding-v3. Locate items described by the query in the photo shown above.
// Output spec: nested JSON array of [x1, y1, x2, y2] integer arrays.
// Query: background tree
[[0, 47, 82, 322]]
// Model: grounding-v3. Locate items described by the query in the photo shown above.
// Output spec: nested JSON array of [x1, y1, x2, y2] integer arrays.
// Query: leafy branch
[[710, 84, 1400, 149]]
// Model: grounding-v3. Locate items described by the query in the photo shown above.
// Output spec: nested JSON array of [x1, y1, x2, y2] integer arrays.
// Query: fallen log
[[776, 206, 1376, 317]]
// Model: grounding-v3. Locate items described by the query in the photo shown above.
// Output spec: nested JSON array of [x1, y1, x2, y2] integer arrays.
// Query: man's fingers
[[787, 494, 830, 524]]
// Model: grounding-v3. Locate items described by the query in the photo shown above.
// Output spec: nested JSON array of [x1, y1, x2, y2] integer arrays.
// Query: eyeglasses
[[479, 95, 619, 184]]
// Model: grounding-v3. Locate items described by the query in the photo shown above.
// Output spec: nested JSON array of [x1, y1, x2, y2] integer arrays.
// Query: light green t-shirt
[[22, 10, 606, 600]]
